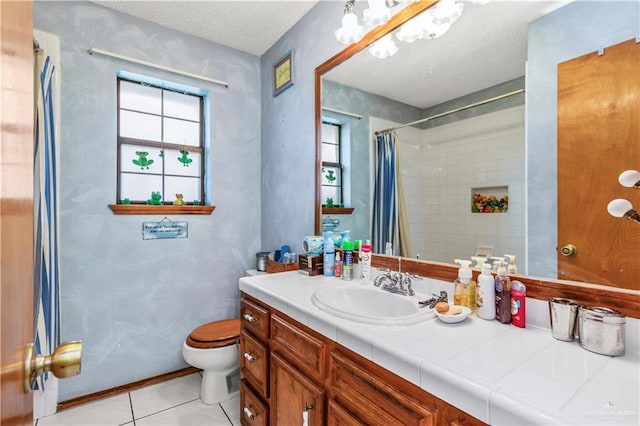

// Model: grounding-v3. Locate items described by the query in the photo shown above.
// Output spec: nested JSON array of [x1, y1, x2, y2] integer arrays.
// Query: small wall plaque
[[142, 219, 188, 240]]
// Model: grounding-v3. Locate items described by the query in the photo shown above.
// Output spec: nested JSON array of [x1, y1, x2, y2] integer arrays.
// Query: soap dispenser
[[492, 257, 511, 324], [453, 259, 477, 312], [477, 263, 496, 320], [505, 254, 517, 274], [471, 256, 486, 268]]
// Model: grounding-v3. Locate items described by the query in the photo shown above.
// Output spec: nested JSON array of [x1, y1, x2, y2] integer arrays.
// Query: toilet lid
[[186, 318, 240, 349]]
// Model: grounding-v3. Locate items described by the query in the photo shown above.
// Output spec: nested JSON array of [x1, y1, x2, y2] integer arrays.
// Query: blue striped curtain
[[371, 132, 398, 254], [34, 53, 60, 390]]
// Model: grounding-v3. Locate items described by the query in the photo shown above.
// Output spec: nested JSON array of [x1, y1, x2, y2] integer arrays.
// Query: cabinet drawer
[[240, 380, 268, 426], [241, 297, 270, 341], [327, 399, 364, 426], [240, 329, 269, 397], [330, 350, 435, 426], [270, 314, 327, 380]]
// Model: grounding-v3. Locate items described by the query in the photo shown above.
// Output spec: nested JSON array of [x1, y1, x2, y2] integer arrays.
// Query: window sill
[[108, 204, 216, 215], [322, 207, 354, 215]]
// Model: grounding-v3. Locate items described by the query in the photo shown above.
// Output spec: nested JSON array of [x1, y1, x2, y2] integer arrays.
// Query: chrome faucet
[[373, 270, 415, 296]]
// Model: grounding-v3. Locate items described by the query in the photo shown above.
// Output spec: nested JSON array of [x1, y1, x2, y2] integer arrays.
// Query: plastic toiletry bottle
[[505, 254, 517, 274], [453, 260, 477, 312], [511, 280, 526, 328], [359, 240, 373, 280], [342, 241, 354, 281], [334, 251, 342, 278], [477, 263, 496, 320], [492, 257, 511, 324], [471, 256, 486, 268], [323, 231, 335, 277]]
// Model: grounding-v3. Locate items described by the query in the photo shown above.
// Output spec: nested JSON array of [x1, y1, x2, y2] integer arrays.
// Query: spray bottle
[[492, 257, 511, 324], [477, 263, 496, 320], [323, 231, 335, 277], [453, 260, 477, 312], [359, 240, 373, 280], [504, 254, 517, 274]]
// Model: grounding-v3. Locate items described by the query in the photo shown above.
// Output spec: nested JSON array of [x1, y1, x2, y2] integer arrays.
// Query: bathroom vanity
[[238, 272, 639, 425]]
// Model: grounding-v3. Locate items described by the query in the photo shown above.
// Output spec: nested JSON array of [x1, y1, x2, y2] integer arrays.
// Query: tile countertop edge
[[238, 272, 639, 426]]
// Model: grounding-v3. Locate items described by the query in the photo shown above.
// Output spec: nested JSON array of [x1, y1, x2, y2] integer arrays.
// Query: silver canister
[[548, 298, 580, 341], [577, 306, 626, 357], [256, 252, 270, 272]]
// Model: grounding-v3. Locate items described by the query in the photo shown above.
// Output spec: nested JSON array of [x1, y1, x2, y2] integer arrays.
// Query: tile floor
[[36, 373, 240, 426]]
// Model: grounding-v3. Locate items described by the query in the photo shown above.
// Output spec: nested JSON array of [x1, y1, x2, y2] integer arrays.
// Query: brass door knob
[[560, 244, 578, 257], [24, 341, 82, 393]]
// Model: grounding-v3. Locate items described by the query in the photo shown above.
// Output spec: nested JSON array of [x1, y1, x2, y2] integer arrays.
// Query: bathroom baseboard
[[57, 366, 199, 412]]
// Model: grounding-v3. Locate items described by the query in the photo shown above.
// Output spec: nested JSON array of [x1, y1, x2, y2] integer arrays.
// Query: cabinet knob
[[243, 406, 256, 420], [243, 313, 258, 323], [243, 352, 257, 363]]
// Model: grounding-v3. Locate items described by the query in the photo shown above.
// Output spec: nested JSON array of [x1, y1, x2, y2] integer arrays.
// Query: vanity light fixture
[[618, 169, 640, 189], [607, 199, 640, 224], [608, 170, 640, 224], [334, 0, 469, 59]]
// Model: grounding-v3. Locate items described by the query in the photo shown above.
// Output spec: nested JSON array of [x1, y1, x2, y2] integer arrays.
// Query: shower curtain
[[371, 132, 411, 256], [34, 42, 60, 395]]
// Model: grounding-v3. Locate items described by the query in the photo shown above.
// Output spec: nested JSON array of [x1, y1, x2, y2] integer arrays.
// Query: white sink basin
[[311, 286, 435, 326]]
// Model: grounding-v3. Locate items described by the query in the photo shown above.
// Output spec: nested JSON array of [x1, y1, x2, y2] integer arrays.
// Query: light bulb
[[618, 169, 640, 188], [368, 34, 398, 59], [607, 198, 633, 217]]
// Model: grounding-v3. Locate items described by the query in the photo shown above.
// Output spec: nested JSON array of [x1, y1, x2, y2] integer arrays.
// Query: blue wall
[[526, 0, 640, 278], [34, 2, 262, 399]]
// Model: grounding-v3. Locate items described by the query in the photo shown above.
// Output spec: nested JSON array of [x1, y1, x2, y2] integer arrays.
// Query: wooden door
[[558, 38, 640, 290], [1, 1, 35, 424], [270, 352, 324, 426]]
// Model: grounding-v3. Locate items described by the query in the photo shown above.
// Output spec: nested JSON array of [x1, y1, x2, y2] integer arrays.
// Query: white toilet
[[182, 318, 241, 404]]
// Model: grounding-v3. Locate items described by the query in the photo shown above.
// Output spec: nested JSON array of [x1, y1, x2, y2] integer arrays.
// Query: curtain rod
[[322, 106, 363, 120], [87, 47, 229, 88], [374, 89, 525, 136]]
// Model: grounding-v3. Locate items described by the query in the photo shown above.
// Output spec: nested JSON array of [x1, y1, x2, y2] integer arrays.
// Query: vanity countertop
[[239, 271, 639, 426]]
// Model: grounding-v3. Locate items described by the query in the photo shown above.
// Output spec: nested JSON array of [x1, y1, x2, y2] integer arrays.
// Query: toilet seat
[[186, 318, 240, 349]]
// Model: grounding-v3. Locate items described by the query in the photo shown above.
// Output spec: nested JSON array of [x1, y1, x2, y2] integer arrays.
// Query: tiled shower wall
[[373, 104, 525, 266]]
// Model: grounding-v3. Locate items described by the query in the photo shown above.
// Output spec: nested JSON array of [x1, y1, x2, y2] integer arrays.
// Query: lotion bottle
[[505, 254, 517, 274], [492, 257, 511, 324], [453, 259, 476, 312], [477, 263, 496, 320]]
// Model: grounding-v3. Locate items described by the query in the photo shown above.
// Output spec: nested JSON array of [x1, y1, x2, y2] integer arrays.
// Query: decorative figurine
[[193, 200, 200, 206], [147, 191, 162, 205], [173, 193, 185, 206], [121, 198, 131, 205]]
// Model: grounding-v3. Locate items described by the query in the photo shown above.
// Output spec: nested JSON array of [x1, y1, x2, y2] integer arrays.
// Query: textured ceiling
[[91, 0, 320, 56], [92, 0, 571, 108]]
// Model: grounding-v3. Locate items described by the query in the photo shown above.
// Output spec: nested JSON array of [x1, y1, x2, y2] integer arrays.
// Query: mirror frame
[[314, 1, 639, 318]]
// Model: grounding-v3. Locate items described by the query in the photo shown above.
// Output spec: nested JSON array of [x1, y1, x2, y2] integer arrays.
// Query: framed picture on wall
[[273, 50, 294, 97]]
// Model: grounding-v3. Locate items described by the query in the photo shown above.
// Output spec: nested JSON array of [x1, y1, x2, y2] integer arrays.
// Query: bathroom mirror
[[314, 0, 640, 291]]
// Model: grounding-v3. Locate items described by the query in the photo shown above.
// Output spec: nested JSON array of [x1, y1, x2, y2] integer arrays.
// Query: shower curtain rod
[[374, 88, 525, 136], [87, 47, 229, 88]]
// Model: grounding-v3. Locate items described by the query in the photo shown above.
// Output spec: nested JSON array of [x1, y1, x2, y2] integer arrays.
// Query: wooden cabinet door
[[558, 38, 640, 290], [270, 352, 324, 426], [240, 329, 269, 397], [240, 380, 268, 426]]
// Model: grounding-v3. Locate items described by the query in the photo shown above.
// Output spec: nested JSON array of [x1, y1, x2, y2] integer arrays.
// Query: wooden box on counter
[[298, 254, 323, 276], [266, 258, 298, 273]]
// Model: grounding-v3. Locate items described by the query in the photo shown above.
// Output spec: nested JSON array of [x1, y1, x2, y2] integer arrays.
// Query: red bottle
[[510, 280, 526, 328]]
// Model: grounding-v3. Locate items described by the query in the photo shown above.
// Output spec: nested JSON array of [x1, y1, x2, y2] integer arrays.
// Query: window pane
[[120, 81, 161, 114], [321, 186, 341, 205], [321, 165, 342, 186], [120, 173, 163, 203], [163, 117, 200, 146], [164, 148, 201, 177], [321, 143, 339, 163], [164, 90, 200, 121], [165, 176, 201, 203], [120, 110, 161, 141], [121, 145, 163, 174], [322, 123, 339, 144]]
